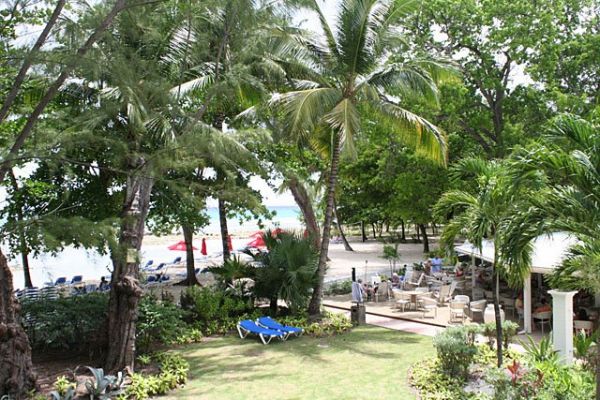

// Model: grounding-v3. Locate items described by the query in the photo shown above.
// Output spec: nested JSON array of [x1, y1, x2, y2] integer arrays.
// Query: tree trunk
[[181, 225, 199, 286], [308, 133, 341, 317], [105, 171, 152, 374], [415, 224, 420, 241], [8, 170, 33, 288], [361, 221, 367, 242], [400, 219, 406, 241], [0, 249, 37, 397], [288, 177, 320, 247], [269, 297, 278, 314], [333, 199, 353, 252], [419, 224, 429, 253], [371, 223, 376, 239], [218, 198, 231, 261], [493, 258, 503, 367], [0, 0, 128, 184]]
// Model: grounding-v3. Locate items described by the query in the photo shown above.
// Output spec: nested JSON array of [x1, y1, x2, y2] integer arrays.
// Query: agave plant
[[80, 366, 126, 399]]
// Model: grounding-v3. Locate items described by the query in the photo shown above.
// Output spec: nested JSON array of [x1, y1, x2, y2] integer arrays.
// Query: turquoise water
[[8, 205, 302, 289]]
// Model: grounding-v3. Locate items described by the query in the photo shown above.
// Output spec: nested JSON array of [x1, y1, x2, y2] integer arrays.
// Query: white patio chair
[[533, 311, 552, 335], [454, 295, 470, 306], [419, 296, 438, 319], [393, 290, 410, 312], [449, 301, 467, 324], [405, 272, 424, 290], [469, 299, 487, 322]]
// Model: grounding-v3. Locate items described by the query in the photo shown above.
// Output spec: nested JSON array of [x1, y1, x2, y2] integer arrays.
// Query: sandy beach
[[8, 229, 434, 289]]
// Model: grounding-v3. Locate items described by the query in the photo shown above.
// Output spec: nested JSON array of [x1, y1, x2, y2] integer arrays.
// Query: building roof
[[454, 232, 578, 274]]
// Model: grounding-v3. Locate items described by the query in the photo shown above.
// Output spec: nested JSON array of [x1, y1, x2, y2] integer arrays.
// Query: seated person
[[391, 273, 401, 288], [534, 298, 551, 314], [515, 293, 524, 311], [455, 265, 464, 277], [99, 276, 109, 291], [423, 259, 432, 275], [431, 256, 443, 273]]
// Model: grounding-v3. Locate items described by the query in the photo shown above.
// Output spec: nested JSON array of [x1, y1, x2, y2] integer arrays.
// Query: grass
[[165, 325, 434, 400]]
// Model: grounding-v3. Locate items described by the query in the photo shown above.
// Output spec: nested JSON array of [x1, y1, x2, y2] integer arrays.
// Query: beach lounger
[[159, 275, 170, 282], [70, 275, 83, 285], [256, 317, 303, 338], [143, 260, 154, 270], [172, 256, 182, 264], [146, 275, 158, 284], [237, 320, 286, 345], [54, 277, 67, 286]]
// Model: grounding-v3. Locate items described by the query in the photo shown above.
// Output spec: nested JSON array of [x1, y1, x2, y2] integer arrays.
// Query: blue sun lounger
[[257, 317, 303, 339], [237, 320, 286, 345]]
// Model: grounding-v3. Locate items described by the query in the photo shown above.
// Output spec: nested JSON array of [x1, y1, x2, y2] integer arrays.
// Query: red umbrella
[[246, 236, 266, 249], [201, 238, 207, 256], [168, 240, 198, 251], [227, 235, 233, 251], [249, 228, 284, 238]]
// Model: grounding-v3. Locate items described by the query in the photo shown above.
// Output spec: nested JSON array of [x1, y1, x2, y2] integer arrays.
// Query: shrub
[[20, 292, 108, 353], [280, 311, 352, 337], [502, 321, 519, 348], [323, 280, 352, 295], [433, 326, 477, 380], [573, 329, 598, 371], [180, 286, 255, 334], [136, 296, 194, 352], [125, 353, 189, 400], [409, 358, 475, 400]]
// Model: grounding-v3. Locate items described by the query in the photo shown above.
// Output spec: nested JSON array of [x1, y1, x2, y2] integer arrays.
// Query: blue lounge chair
[[54, 277, 67, 286], [257, 317, 303, 338], [159, 275, 170, 282], [147, 275, 158, 284], [153, 263, 166, 272], [144, 260, 154, 268], [70, 275, 83, 285], [237, 320, 286, 345], [172, 256, 182, 264]]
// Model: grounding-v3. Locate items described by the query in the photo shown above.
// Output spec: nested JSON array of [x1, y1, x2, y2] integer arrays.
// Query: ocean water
[[7, 205, 302, 289]]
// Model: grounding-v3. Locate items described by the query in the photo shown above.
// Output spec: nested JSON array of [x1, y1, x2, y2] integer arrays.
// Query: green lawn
[[166, 325, 433, 400]]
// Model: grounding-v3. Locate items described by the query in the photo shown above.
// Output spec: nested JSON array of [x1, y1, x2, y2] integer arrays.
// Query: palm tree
[[501, 116, 600, 398], [434, 158, 534, 367], [273, 0, 451, 316]]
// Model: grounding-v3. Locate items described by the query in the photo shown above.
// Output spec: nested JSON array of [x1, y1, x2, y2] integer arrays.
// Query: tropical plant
[[273, 0, 452, 316], [432, 326, 477, 380], [501, 116, 600, 398], [247, 231, 318, 313], [80, 366, 126, 399], [573, 329, 598, 370], [434, 158, 536, 367]]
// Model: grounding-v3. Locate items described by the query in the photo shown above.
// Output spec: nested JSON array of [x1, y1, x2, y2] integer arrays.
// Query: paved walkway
[[324, 305, 444, 337]]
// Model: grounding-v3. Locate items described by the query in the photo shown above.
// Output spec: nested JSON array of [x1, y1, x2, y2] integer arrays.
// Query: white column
[[524, 274, 532, 333], [548, 290, 578, 364]]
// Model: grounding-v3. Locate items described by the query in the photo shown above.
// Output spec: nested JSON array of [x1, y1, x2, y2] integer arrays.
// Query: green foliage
[[206, 256, 255, 287], [49, 375, 76, 400], [324, 280, 353, 296], [180, 286, 255, 334], [519, 335, 559, 364], [125, 353, 189, 400], [80, 366, 126, 399], [248, 232, 318, 313], [279, 312, 352, 337], [573, 329, 598, 370], [502, 321, 519, 348], [20, 292, 108, 352], [432, 326, 478, 380], [136, 295, 196, 353], [410, 358, 477, 400]]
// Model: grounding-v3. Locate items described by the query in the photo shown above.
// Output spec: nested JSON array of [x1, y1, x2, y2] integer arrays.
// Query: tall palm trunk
[[419, 224, 430, 253], [218, 198, 231, 261], [400, 219, 406, 241], [182, 225, 199, 286], [493, 251, 503, 367], [288, 177, 320, 247], [361, 221, 367, 242], [308, 134, 341, 317], [8, 170, 33, 288], [105, 169, 153, 373], [333, 198, 353, 251], [0, 249, 37, 397]]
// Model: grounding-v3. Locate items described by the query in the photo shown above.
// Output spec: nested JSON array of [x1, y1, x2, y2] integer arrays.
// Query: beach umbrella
[[246, 236, 266, 249], [227, 235, 233, 251], [168, 240, 198, 251], [201, 238, 207, 256]]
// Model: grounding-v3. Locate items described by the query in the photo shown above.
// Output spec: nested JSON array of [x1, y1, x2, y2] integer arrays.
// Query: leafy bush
[[323, 280, 352, 295], [81, 366, 126, 399], [246, 232, 318, 313], [502, 321, 519, 348], [125, 353, 189, 400], [20, 292, 108, 353], [410, 358, 475, 400], [573, 329, 598, 370], [136, 296, 197, 352], [433, 326, 477, 380], [180, 286, 255, 334], [520, 335, 558, 364], [280, 312, 352, 337]]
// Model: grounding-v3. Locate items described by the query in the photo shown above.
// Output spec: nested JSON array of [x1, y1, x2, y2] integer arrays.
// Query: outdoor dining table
[[393, 289, 431, 311]]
